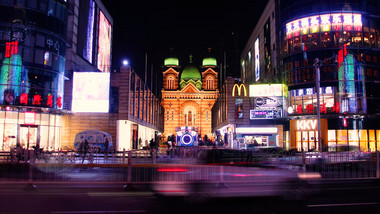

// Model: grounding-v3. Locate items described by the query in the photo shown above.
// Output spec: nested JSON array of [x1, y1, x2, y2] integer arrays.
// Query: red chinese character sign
[[333, 102, 340, 113], [306, 104, 315, 113], [56, 96, 62, 108], [320, 103, 327, 114], [20, 93, 28, 105], [297, 104, 303, 114], [33, 94, 42, 105], [47, 94, 53, 107]]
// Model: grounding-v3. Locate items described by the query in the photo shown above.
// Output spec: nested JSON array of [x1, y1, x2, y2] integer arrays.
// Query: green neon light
[[202, 57, 217, 66], [164, 57, 179, 66]]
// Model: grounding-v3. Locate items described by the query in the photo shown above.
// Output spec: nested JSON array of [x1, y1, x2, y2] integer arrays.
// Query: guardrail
[[0, 148, 379, 184]]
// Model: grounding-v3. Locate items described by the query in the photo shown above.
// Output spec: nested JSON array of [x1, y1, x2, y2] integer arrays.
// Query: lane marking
[[51, 210, 146, 214], [87, 192, 154, 197], [308, 202, 380, 207]]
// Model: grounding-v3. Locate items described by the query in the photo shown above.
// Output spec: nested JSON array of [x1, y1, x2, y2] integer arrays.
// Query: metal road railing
[[0, 147, 379, 184]]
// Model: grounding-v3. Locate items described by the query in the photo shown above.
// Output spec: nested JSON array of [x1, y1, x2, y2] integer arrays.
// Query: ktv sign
[[296, 119, 317, 130]]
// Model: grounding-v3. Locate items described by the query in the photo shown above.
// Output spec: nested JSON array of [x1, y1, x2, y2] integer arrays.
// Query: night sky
[[102, 0, 268, 93]]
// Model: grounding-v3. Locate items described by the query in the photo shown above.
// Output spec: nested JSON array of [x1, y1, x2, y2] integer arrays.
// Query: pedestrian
[[16, 143, 23, 163], [81, 137, 89, 163]]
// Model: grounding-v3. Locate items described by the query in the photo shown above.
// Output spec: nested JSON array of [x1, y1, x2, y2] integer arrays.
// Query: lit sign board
[[249, 84, 283, 97], [250, 109, 282, 120], [24, 112, 36, 125], [72, 72, 110, 113], [254, 37, 260, 82], [286, 13, 362, 38], [296, 119, 317, 130], [97, 10, 112, 72]]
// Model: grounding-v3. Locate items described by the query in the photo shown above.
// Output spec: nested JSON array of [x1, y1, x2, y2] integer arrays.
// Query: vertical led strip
[[85, 0, 95, 63], [254, 37, 260, 82]]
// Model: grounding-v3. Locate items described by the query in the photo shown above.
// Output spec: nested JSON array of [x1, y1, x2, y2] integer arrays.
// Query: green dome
[[164, 57, 179, 66], [180, 65, 201, 81], [202, 57, 217, 66]]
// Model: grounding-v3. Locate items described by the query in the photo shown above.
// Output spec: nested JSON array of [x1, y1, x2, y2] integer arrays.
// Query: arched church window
[[171, 110, 174, 121], [166, 111, 169, 121], [206, 76, 213, 90], [167, 75, 175, 89], [188, 111, 192, 125]]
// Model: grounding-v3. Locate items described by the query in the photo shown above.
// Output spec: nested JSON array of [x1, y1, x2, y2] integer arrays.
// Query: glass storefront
[[288, 119, 380, 152], [0, 110, 62, 151]]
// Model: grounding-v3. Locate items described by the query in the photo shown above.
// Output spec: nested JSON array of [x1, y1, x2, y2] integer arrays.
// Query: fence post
[[25, 150, 36, 190], [122, 149, 126, 164], [376, 150, 379, 178], [217, 165, 227, 189], [153, 149, 157, 164], [123, 150, 135, 191], [128, 150, 132, 183], [302, 151, 306, 173]]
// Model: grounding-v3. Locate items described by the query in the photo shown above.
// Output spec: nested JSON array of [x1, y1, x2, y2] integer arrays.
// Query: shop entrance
[[19, 125, 38, 149], [296, 131, 319, 151], [132, 124, 138, 149]]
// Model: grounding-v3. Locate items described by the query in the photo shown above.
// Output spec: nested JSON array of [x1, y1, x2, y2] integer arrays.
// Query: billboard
[[72, 72, 110, 113], [249, 84, 283, 97], [97, 10, 112, 72]]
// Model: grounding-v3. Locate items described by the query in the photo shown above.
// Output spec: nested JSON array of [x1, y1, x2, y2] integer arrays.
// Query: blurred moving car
[[152, 165, 318, 201]]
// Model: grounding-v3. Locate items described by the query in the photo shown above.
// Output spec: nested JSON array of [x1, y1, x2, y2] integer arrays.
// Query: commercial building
[[0, 0, 68, 151], [237, 0, 285, 149], [61, 0, 163, 151], [241, 0, 380, 152]]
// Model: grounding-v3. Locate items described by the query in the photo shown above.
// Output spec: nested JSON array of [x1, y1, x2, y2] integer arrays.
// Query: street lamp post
[[314, 56, 336, 151], [314, 58, 322, 151]]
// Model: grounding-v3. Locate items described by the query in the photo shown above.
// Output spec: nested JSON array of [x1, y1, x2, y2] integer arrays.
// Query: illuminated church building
[[161, 55, 219, 146]]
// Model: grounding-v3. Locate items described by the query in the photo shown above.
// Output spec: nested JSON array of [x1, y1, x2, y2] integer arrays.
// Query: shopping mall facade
[[239, 0, 380, 152], [0, 0, 68, 151]]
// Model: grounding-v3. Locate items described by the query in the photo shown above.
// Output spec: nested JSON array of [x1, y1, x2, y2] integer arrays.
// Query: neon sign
[[232, 84, 247, 96], [5, 41, 18, 58], [296, 119, 317, 130], [286, 13, 362, 38]]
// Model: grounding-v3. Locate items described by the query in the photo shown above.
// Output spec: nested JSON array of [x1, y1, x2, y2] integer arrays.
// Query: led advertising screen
[[97, 10, 112, 73], [72, 72, 110, 113], [254, 37, 260, 82], [249, 84, 283, 97]]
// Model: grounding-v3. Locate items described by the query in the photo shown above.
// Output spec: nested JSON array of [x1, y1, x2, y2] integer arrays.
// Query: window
[[171, 110, 174, 121], [206, 111, 209, 122], [166, 111, 169, 121], [206, 76, 213, 90], [188, 111, 192, 125], [167, 75, 175, 89]]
